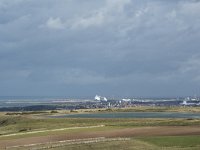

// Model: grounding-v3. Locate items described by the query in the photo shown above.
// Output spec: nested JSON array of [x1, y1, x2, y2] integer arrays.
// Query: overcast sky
[[1, 0, 200, 98]]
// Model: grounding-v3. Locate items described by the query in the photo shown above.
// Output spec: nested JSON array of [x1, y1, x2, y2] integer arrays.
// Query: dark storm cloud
[[1, 0, 200, 97]]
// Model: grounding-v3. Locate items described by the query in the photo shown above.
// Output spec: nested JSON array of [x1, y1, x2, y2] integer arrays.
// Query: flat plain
[[0, 106, 200, 150]]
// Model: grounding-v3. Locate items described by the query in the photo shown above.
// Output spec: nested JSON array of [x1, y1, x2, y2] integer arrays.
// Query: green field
[[7, 136, 200, 150], [0, 107, 200, 150], [50, 136, 200, 150], [1, 115, 200, 137], [139, 135, 200, 148]]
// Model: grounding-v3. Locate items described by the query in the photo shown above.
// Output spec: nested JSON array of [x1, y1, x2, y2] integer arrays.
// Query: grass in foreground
[[40, 136, 200, 150], [1, 110, 200, 150], [1, 113, 200, 137], [50, 139, 155, 150], [139, 135, 200, 148], [11, 136, 200, 150]]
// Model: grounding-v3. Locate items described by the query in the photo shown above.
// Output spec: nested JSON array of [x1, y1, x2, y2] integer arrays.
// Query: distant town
[[0, 95, 200, 112]]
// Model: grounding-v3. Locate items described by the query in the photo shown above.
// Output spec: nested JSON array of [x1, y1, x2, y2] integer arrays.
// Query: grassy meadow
[[6, 136, 200, 150], [50, 136, 200, 150], [1, 115, 200, 137], [0, 106, 200, 149]]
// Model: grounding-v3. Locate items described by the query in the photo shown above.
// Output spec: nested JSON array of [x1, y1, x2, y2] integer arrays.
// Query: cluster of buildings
[[93, 95, 200, 108], [1, 95, 200, 112]]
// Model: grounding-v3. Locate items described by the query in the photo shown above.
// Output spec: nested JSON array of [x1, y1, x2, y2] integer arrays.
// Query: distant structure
[[122, 98, 131, 102], [182, 100, 187, 105], [95, 95, 107, 102], [180, 100, 200, 106]]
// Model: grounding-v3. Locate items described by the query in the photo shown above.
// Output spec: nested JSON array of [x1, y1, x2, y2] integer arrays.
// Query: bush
[[51, 110, 58, 113]]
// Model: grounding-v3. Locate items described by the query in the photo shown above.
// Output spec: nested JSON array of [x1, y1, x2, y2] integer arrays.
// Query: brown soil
[[1, 126, 200, 148]]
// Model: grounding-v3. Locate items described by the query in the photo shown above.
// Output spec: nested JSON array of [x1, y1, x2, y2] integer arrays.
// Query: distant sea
[[0, 96, 67, 100], [0, 96, 68, 108], [0, 96, 184, 108]]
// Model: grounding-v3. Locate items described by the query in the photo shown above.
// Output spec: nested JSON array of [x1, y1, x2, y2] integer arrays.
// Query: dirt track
[[0, 125, 105, 137], [1, 126, 200, 148]]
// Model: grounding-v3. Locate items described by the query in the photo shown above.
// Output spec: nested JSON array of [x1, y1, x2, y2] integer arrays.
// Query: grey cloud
[[1, 0, 200, 97]]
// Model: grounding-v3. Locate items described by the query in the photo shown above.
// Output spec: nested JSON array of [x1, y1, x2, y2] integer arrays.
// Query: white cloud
[[105, 0, 131, 13], [46, 17, 65, 29], [72, 12, 105, 29], [180, 1, 200, 16], [0, 0, 26, 9], [70, 0, 131, 29]]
